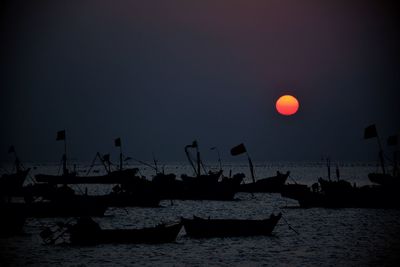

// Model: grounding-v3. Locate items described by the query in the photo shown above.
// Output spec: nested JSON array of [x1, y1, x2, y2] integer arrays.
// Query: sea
[[1, 161, 400, 266]]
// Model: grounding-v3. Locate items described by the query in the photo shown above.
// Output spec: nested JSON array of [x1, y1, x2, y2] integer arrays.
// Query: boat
[[230, 143, 289, 193], [41, 217, 182, 245], [0, 147, 30, 196], [364, 125, 399, 187], [281, 178, 400, 209], [182, 213, 281, 238], [172, 141, 242, 200], [239, 171, 290, 193]]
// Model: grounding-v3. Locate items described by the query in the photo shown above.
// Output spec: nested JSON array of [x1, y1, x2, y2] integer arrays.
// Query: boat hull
[[182, 213, 281, 238]]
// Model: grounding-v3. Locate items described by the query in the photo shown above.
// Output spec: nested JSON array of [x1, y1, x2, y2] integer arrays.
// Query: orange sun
[[276, 95, 299, 116]]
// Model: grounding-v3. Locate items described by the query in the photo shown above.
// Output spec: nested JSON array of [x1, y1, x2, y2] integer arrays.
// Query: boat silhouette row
[[1, 125, 398, 241]]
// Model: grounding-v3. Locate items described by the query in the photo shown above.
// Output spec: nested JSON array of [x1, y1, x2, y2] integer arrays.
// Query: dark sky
[[1, 1, 399, 162]]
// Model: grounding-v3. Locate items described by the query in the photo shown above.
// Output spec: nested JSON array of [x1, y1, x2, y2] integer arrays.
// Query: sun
[[276, 95, 299, 116]]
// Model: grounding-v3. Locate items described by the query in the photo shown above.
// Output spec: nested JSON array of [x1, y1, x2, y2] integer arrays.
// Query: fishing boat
[[0, 146, 30, 196], [230, 143, 289, 193], [239, 171, 290, 193], [281, 178, 400, 209], [182, 213, 281, 238], [41, 217, 182, 245], [35, 135, 143, 185], [364, 125, 399, 187], [174, 141, 242, 200]]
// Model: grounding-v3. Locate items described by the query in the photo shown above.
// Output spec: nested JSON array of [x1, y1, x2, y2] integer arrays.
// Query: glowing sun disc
[[276, 95, 299, 116]]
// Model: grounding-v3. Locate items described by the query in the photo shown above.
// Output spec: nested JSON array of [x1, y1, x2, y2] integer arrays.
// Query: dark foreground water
[[1, 162, 400, 266]]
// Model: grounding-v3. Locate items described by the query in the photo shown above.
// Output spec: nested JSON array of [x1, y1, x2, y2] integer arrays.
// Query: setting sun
[[276, 95, 299, 116]]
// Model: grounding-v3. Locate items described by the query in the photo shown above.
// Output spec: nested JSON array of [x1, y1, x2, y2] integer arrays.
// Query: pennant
[[364, 124, 377, 139], [114, 138, 121, 147], [387, 135, 398, 146], [230, 143, 247, 156], [56, 130, 66, 141]]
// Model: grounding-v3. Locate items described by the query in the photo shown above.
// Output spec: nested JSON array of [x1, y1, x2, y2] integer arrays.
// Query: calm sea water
[[1, 162, 399, 266]]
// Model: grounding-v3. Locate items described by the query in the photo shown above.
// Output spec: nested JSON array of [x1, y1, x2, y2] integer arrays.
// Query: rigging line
[[270, 194, 301, 237]]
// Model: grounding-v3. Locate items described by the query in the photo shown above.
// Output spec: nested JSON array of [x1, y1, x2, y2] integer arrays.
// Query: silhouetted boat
[[368, 173, 400, 187], [364, 125, 399, 187], [1, 147, 30, 196], [239, 171, 290, 193], [0, 202, 27, 237], [42, 217, 182, 245], [230, 143, 289, 193], [281, 178, 400, 209], [182, 213, 281, 238], [172, 141, 242, 200]]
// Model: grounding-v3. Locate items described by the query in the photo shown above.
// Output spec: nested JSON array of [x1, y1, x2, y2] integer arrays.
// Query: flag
[[56, 130, 66, 141], [364, 124, 377, 139], [114, 138, 121, 147], [8, 145, 15, 153], [186, 140, 198, 148], [230, 143, 247, 156], [387, 135, 398, 146]]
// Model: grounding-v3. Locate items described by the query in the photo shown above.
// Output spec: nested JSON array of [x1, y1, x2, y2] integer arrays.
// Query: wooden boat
[[42, 217, 182, 245], [368, 173, 400, 187], [182, 213, 281, 238], [281, 178, 400, 209], [239, 171, 289, 193]]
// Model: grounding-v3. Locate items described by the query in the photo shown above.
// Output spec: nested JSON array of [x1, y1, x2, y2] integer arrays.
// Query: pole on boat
[[56, 130, 67, 175], [247, 153, 256, 184], [230, 143, 256, 183], [387, 134, 399, 176], [115, 138, 122, 171], [210, 147, 222, 171], [185, 141, 199, 176], [364, 124, 386, 175]]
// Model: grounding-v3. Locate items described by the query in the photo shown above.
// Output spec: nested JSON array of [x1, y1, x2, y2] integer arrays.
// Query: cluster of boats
[[1, 125, 398, 245], [1, 135, 285, 244]]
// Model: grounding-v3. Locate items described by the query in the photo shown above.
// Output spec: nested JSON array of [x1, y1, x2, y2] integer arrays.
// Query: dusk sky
[[1, 1, 399, 162]]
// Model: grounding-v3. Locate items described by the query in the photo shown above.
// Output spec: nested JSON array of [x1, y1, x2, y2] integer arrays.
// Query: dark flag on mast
[[230, 143, 247, 156], [364, 124, 377, 139], [387, 135, 398, 146], [114, 138, 121, 147], [56, 130, 66, 141]]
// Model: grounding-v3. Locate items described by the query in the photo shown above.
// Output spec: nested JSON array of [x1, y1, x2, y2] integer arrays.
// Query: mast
[[114, 138, 123, 171], [56, 130, 67, 175], [185, 141, 199, 176], [247, 152, 256, 184], [377, 135, 386, 175]]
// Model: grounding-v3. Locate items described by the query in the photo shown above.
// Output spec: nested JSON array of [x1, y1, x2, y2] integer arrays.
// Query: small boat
[[239, 171, 290, 193], [368, 173, 400, 187], [182, 213, 281, 238], [281, 178, 400, 209], [1, 147, 30, 196], [42, 217, 182, 245]]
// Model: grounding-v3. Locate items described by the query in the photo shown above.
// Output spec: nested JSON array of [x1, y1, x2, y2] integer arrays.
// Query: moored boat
[[42, 217, 182, 245], [182, 213, 282, 238]]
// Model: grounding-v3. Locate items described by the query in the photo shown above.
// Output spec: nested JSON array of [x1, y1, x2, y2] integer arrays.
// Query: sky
[[1, 0, 399, 163]]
